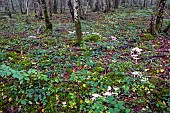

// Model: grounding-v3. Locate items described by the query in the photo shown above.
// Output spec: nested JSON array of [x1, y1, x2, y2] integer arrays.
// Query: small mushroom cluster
[[131, 71, 148, 82], [131, 47, 142, 64], [91, 86, 119, 101]]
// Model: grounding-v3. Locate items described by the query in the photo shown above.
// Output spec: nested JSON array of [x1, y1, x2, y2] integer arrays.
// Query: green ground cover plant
[[0, 7, 170, 113]]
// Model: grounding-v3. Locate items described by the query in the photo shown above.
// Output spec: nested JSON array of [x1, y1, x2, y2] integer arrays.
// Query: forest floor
[[0, 7, 170, 113]]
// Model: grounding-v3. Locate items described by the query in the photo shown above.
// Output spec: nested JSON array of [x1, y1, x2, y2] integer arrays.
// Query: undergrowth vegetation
[[0, 8, 170, 113]]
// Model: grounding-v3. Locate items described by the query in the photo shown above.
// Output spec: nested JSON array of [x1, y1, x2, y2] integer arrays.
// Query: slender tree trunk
[[114, 0, 119, 9], [83, 0, 89, 19], [26, 0, 29, 23], [73, 0, 82, 44], [60, 0, 63, 13], [108, 0, 111, 11], [37, 0, 43, 19], [26, 0, 29, 16], [77, 0, 84, 19], [68, 0, 74, 21], [103, 0, 108, 12], [40, 0, 52, 32], [63, 0, 66, 13], [53, 0, 58, 13], [18, 0, 24, 14], [94, 0, 99, 12], [48, 0, 52, 17], [11, 0, 16, 12], [143, 0, 146, 7], [154, 0, 166, 33], [149, 14, 154, 35], [33, 0, 36, 13], [4, 0, 12, 18]]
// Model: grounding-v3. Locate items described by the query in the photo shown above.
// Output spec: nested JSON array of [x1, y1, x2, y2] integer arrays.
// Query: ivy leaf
[[54, 77, 60, 83], [94, 108, 100, 113], [125, 109, 131, 113], [18, 75, 24, 81], [114, 107, 120, 112], [12, 72, 18, 78], [106, 96, 114, 103], [34, 96, 38, 102], [28, 69, 37, 74], [27, 93, 32, 98], [118, 101, 124, 106], [119, 105, 125, 110], [108, 108, 114, 113], [6, 71, 12, 76], [24, 76, 30, 81], [92, 88, 97, 93], [0, 71, 6, 77], [20, 80, 23, 84], [21, 99, 27, 105]]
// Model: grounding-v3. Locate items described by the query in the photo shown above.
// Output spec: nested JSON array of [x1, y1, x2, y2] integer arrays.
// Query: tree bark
[[40, 0, 52, 32], [103, 0, 109, 13], [83, 0, 89, 19], [60, 0, 63, 13], [73, 0, 82, 44], [11, 0, 16, 12], [48, 0, 52, 17], [25, 0, 29, 23], [18, 0, 25, 14], [37, 0, 43, 19], [26, 0, 29, 16], [68, 0, 74, 21], [143, 0, 146, 7], [114, 0, 119, 9], [4, 0, 11, 18], [154, 0, 166, 33], [63, 0, 66, 13], [33, 0, 37, 13], [93, 0, 99, 12], [53, 0, 58, 14]]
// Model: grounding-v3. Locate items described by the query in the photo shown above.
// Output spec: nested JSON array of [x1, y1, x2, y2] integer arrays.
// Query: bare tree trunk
[[83, 0, 89, 19], [11, 0, 16, 12], [26, 0, 29, 23], [63, 0, 66, 13], [154, 0, 166, 33], [114, 0, 119, 9], [149, 14, 154, 35], [4, 0, 12, 18], [37, 0, 43, 19], [33, 0, 36, 13], [77, 0, 84, 19], [53, 0, 58, 13], [103, 0, 109, 13], [18, 0, 24, 14], [40, 0, 52, 32], [73, 0, 82, 44], [48, 0, 52, 17], [93, 0, 99, 12], [143, 0, 146, 7], [26, 0, 29, 16], [108, 0, 111, 11], [68, 0, 74, 21], [60, 0, 63, 13]]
